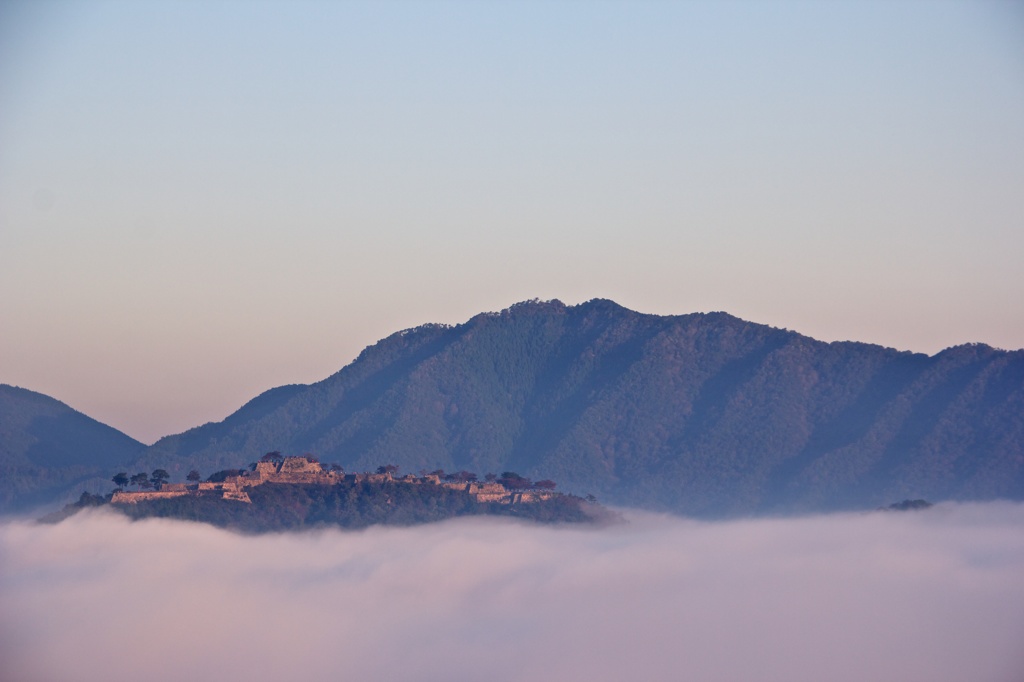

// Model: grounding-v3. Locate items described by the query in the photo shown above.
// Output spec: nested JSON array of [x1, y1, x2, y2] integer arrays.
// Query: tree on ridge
[[260, 451, 284, 464]]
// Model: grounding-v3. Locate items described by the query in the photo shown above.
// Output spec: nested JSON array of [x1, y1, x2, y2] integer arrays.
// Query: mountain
[[0, 384, 146, 513], [132, 299, 1024, 516]]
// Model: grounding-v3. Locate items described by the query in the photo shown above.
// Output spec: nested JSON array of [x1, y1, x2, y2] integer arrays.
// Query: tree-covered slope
[[0, 384, 146, 512], [134, 300, 1024, 515]]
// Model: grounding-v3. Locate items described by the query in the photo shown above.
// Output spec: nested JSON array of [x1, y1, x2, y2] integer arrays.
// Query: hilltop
[[50, 455, 605, 532]]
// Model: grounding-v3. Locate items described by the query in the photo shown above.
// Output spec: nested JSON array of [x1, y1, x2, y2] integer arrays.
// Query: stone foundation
[[111, 490, 188, 504]]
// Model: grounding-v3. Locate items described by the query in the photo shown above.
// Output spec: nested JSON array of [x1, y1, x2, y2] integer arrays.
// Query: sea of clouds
[[2, 503, 1023, 682]]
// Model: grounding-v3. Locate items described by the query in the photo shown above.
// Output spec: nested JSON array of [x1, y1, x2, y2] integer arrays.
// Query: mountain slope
[[135, 300, 1024, 515], [0, 384, 146, 512]]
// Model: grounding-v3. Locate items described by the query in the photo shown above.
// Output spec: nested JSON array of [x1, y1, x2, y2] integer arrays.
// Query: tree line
[[112, 455, 560, 493], [111, 468, 201, 491]]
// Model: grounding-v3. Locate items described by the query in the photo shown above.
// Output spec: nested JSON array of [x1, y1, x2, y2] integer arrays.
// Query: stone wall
[[510, 492, 555, 504], [111, 490, 188, 504], [472, 483, 506, 495], [254, 461, 279, 478], [256, 472, 340, 485], [473, 493, 511, 503], [222, 489, 252, 503], [279, 457, 323, 474]]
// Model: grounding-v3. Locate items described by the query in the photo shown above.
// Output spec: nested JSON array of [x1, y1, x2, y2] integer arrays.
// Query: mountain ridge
[[4, 299, 1022, 515], [129, 299, 1024, 515]]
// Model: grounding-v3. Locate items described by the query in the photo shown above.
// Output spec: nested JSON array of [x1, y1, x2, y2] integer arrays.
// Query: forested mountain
[[0, 385, 146, 512], [131, 299, 1024, 516]]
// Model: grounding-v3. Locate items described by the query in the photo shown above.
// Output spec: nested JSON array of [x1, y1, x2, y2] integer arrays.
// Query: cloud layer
[[2, 504, 1023, 682]]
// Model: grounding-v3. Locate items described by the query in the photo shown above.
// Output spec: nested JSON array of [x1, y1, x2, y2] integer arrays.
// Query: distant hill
[[0, 385, 146, 513], [129, 299, 1024, 516]]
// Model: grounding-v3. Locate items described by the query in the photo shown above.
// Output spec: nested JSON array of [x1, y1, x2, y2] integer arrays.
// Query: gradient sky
[[1, 0, 1023, 443]]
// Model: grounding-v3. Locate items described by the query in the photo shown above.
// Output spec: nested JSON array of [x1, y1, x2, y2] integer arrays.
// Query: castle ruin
[[111, 456, 554, 505]]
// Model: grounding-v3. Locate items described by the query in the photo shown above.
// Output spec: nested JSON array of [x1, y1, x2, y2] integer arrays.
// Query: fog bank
[[2, 504, 1023, 682]]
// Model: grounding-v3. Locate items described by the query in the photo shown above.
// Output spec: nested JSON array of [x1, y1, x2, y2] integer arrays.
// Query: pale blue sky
[[2, 0, 1022, 442]]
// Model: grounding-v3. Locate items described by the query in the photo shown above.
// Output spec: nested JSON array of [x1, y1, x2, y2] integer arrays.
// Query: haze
[[2, 504, 1023, 682], [1, 0, 1023, 443]]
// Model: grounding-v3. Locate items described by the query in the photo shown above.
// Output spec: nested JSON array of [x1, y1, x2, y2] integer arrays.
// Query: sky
[[2, 504, 1023, 682], [1, 0, 1023, 443]]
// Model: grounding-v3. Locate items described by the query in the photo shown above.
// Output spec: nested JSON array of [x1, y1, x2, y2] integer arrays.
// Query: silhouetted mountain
[[0, 384, 146, 513], [132, 300, 1024, 516]]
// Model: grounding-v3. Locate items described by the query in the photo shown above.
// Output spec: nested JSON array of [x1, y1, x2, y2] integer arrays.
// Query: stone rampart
[[265, 472, 335, 484], [510, 492, 555, 504], [279, 457, 323, 474], [473, 492, 511, 503], [111, 490, 188, 504], [222, 489, 252, 503]]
